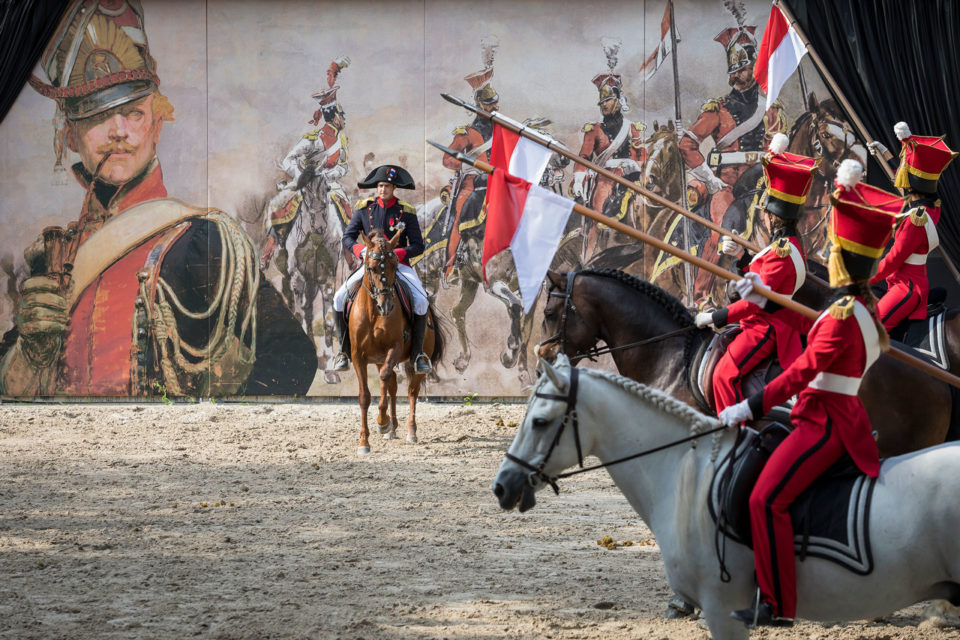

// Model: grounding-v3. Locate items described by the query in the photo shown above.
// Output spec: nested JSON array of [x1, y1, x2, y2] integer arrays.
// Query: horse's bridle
[[505, 366, 728, 495], [363, 244, 397, 316], [539, 271, 697, 364]]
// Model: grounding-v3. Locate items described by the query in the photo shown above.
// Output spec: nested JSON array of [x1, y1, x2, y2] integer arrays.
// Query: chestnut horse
[[348, 230, 445, 455], [538, 269, 959, 458]]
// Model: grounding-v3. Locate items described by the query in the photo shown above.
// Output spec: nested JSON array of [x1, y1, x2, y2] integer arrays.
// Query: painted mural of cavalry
[[493, 355, 960, 640]]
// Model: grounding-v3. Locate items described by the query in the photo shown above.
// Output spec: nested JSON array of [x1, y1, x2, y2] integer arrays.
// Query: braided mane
[[573, 269, 697, 366]]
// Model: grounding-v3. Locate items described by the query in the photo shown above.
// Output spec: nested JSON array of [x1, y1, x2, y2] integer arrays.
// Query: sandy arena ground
[[2, 400, 960, 640]]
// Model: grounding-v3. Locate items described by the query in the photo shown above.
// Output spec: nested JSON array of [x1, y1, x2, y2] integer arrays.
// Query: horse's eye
[[532, 417, 550, 429], [544, 308, 557, 319]]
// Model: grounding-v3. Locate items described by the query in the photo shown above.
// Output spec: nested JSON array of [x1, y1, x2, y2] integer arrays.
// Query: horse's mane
[[575, 268, 698, 365], [577, 365, 718, 434]]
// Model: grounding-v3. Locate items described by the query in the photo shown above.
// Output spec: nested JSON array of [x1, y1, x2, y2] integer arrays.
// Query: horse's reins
[[505, 367, 728, 494], [539, 271, 698, 364], [362, 242, 397, 314]]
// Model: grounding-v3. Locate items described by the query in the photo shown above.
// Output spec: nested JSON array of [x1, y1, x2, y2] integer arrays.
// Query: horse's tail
[[428, 304, 448, 367]]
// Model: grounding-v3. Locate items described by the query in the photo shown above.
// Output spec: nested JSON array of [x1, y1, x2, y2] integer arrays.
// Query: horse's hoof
[[357, 446, 371, 456], [323, 370, 341, 384], [377, 422, 392, 435], [406, 435, 418, 444], [383, 431, 398, 440], [453, 354, 469, 373], [500, 348, 519, 369], [664, 597, 697, 619]]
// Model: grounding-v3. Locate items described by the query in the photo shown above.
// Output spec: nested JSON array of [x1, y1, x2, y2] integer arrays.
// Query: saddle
[[710, 425, 877, 575], [690, 327, 791, 421], [344, 274, 414, 322], [887, 289, 950, 370]]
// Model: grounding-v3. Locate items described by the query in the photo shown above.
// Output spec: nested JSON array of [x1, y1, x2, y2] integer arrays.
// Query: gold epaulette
[[701, 98, 722, 113], [398, 200, 416, 215], [909, 207, 929, 226], [303, 128, 321, 141], [582, 123, 595, 133], [355, 196, 375, 209], [452, 125, 468, 135], [773, 237, 792, 258], [829, 295, 855, 320]]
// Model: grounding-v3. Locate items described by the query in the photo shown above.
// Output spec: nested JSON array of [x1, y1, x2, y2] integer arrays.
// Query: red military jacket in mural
[[1, 159, 316, 397]]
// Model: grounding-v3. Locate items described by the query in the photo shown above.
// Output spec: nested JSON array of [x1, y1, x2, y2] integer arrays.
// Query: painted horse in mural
[[347, 230, 445, 456], [537, 269, 960, 457], [493, 354, 960, 640], [263, 169, 352, 382], [787, 93, 867, 261]]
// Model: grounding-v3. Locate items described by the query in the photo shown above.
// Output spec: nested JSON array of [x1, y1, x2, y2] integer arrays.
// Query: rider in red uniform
[[695, 133, 819, 413], [718, 159, 901, 628], [869, 122, 956, 335]]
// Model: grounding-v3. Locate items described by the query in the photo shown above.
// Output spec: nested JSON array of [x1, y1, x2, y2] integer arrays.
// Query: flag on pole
[[489, 123, 554, 185], [639, 1, 674, 80], [754, 3, 807, 110], [483, 169, 574, 313]]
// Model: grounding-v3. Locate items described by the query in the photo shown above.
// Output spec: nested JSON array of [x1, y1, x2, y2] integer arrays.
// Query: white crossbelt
[[902, 207, 939, 266], [709, 150, 763, 165], [808, 372, 861, 396]]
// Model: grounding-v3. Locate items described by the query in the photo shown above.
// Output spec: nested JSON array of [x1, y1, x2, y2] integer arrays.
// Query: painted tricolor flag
[[482, 169, 574, 313], [638, 1, 674, 81], [754, 3, 807, 110]]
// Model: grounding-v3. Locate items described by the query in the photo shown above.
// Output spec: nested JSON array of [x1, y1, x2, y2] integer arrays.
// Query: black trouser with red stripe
[[748, 416, 845, 618]]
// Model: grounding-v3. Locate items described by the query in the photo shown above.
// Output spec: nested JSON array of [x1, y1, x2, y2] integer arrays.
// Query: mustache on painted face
[[96, 140, 136, 156]]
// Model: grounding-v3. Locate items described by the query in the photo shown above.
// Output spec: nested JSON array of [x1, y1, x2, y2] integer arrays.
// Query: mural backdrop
[[0, 0, 861, 398]]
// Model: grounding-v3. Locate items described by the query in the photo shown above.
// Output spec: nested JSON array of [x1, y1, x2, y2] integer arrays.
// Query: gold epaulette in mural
[[303, 128, 321, 141], [909, 207, 929, 226], [773, 237, 792, 258], [398, 200, 416, 215], [582, 122, 595, 133], [829, 295, 855, 320], [452, 125, 468, 135], [355, 196, 375, 209], [701, 98, 722, 113]]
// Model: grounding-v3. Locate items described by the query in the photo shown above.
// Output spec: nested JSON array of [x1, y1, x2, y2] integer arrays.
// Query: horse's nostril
[[493, 483, 504, 498]]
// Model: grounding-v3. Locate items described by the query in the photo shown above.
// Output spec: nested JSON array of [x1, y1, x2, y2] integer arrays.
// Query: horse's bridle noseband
[[363, 245, 397, 315], [505, 366, 583, 494]]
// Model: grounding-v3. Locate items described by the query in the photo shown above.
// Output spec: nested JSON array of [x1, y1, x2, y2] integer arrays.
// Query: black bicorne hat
[[357, 165, 415, 189]]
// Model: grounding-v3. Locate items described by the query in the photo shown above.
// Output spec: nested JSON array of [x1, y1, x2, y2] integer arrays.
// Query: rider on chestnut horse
[[868, 122, 956, 338], [694, 133, 819, 414], [332, 164, 433, 374]]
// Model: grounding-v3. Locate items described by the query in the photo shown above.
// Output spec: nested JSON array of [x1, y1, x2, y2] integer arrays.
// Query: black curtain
[[0, 0, 69, 127], [786, 0, 960, 291]]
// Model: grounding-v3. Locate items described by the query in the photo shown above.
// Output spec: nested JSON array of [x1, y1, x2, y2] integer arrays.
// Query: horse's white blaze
[[496, 355, 960, 640]]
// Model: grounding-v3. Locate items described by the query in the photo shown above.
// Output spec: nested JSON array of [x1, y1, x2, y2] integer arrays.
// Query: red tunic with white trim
[[871, 201, 940, 327]]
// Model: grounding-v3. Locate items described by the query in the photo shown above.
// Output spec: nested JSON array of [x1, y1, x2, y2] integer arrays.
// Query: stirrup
[[730, 601, 794, 629], [414, 353, 433, 374], [332, 352, 350, 372]]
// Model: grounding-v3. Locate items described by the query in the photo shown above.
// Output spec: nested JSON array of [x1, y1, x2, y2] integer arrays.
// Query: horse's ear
[[807, 91, 818, 112], [546, 271, 563, 288], [389, 227, 403, 248], [667, 120, 675, 131], [541, 357, 569, 393], [653, 120, 659, 132], [359, 230, 372, 248]]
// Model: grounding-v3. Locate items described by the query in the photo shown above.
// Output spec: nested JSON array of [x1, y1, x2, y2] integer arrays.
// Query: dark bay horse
[[537, 268, 958, 458], [348, 230, 445, 456]]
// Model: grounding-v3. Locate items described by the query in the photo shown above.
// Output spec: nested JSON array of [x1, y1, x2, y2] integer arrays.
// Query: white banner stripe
[[765, 26, 807, 109], [508, 137, 553, 186], [510, 185, 575, 313]]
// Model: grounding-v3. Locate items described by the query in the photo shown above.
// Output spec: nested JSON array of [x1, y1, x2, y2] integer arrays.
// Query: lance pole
[[428, 139, 960, 390], [440, 92, 831, 289], [776, 0, 960, 287], [668, 0, 694, 306]]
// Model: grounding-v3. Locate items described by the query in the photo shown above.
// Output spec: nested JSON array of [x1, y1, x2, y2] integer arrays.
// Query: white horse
[[492, 355, 960, 640]]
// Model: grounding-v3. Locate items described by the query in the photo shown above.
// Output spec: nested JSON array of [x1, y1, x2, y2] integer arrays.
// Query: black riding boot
[[332, 309, 351, 371], [411, 313, 432, 374]]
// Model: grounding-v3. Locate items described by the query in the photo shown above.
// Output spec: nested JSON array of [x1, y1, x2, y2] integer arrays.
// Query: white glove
[[718, 399, 753, 427], [719, 235, 745, 257], [276, 180, 291, 192], [867, 140, 890, 157], [570, 172, 586, 199], [733, 272, 770, 306], [689, 162, 729, 195], [694, 312, 715, 329]]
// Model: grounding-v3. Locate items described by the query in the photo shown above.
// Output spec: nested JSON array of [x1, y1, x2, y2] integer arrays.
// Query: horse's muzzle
[[492, 470, 538, 512]]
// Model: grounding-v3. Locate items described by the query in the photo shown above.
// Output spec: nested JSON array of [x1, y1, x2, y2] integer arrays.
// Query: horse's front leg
[[377, 357, 399, 439], [451, 277, 478, 373], [355, 359, 372, 456], [405, 361, 423, 444]]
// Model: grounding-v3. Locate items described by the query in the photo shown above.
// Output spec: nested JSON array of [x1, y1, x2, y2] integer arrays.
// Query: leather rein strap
[[505, 366, 727, 494]]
